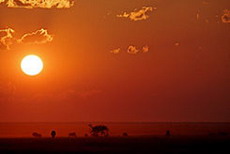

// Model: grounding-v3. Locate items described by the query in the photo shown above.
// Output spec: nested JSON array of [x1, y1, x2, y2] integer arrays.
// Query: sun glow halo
[[21, 55, 43, 76]]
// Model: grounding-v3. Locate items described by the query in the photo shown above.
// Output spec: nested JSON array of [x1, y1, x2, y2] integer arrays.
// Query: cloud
[[110, 45, 149, 55], [18, 29, 53, 44], [142, 45, 149, 53], [0, 28, 53, 50], [0, 28, 15, 50], [221, 9, 230, 24], [2, 0, 74, 9], [196, 10, 200, 20], [117, 6, 155, 21], [174, 42, 180, 47], [127, 45, 139, 54], [110, 48, 121, 54]]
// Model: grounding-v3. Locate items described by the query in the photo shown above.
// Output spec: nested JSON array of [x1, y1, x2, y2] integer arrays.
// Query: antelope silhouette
[[88, 124, 109, 137], [69, 132, 77, 138], [32, 132, 42, 138], [51, 130, 56, 138]]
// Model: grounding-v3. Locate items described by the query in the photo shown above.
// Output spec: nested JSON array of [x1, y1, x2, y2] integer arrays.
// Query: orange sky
[[0, 0, 230, 122]]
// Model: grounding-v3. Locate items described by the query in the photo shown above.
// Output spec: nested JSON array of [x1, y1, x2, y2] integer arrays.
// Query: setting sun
[[21, 55, 43, 76]]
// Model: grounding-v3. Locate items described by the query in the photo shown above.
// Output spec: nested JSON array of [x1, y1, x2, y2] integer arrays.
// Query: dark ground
[[0, 136, 229, 153]]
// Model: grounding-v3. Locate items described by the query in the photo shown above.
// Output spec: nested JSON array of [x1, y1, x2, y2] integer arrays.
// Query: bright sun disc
[[21, 55, 43, 76]]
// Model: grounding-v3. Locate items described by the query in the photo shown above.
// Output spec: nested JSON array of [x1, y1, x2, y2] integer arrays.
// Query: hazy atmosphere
[[0, 0, 230, 122]]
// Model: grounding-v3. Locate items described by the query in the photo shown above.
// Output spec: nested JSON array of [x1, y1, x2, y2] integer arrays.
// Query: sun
[[21, 55, 43, 76]]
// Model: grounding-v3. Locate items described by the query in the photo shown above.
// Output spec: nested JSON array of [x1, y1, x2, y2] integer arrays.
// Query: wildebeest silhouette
[[165, 130, 171, 137], [122, 132, 128, 137], [88, 124, 109, 137], [51, 130, 56, 138], [32, 132, 42, 138], [69, 132, 77, 138]]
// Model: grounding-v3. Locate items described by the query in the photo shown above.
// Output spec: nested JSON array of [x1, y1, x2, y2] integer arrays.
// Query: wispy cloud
[[174, 42, 180, 47], [117, 6, 155, 21], [110, 45, 149, 55], [221, 9, 230, 24], [18, 29, 53, 44], [196, 10, 200, 20], [142, 45, 149, 53], [1, 0, 74, 8], [110, 48, 121, 54], [0, 28, 15, 50], [127, 45, 139, 54], [0, 28, 53, 50], [127, 45, 150, 54]]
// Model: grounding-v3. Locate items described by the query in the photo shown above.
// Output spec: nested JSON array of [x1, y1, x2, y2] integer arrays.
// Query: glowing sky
[[0, 0, 230, 122]]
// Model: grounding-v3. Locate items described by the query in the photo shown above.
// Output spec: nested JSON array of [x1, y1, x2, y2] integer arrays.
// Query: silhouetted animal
[[122, 132, 128, 137], [32, 132, 42, 138], [166, 130, 171, 137], [69, 132, 77, 138], [51, 130, 56, 138], [88, 124, 109, 137]]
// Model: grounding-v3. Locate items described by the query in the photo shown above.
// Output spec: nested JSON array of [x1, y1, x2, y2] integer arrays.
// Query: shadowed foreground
[[0, 136, 229, 153]]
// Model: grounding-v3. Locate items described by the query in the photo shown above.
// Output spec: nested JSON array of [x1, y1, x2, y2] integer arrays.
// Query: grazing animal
[[88, 124, 109, 137], [69, 132, 77, 138], [165, 130, 171, 137], [32, 132, 42, 138], [122, 132, 128, 137], [51, 130, 56, 138]]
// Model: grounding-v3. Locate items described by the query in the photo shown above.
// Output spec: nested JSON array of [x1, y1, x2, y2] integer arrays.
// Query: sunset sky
[[0, 0, 230, 122]]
